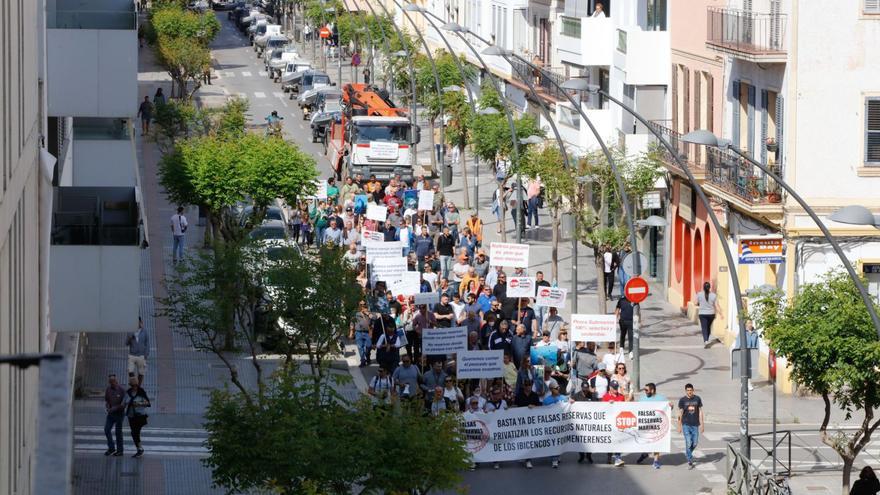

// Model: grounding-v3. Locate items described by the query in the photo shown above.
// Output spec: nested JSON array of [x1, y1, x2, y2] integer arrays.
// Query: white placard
[[308, 180, 328, 200], [570, 314, 617, 342], [366, 243, 404, 263], [463, 402, 672, 462], [418, 190, 435, 211], [389, 271, 421, 297], [361, 230, 387, 246], [371, 257, 407, 282], [457, 350, 504, 379], [366, 204, 388, 222], [413, 292, 440, 306], [535, 287, 568, 308], [369, 141, 399, 159], [507, 277, 535, 298], [422, 326, 468, 355], [489, 242, 530, 267]]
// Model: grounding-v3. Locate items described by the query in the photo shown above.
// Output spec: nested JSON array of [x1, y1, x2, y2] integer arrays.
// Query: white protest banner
[[570, 314, 617, 342], [489, 242, 530, 267], [366, 243, 404, 263], [366, 204, 388, 222], [389, 271, 421, 297], [462, 402, 672, 462], [371, 257, 407, 282], [422, 326, 467, 355], [413, 292, 440, 306], [536, 287, 568, 308], [418, 190, 434, 211], [457, 350, 504, 379], [507, 277, 535, 298]]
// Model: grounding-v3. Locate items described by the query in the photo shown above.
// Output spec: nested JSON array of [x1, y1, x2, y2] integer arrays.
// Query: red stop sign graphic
[[539, 288, 551, 297], [624, 277, 649, 304], [319, 27, 331, 39], [509, 279, 519, 288], [615, 411, 637, 430]]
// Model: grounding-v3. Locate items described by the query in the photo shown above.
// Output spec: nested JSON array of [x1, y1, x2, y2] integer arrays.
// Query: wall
[[0, 0, 44, 492], [72, 139, 137, 187]]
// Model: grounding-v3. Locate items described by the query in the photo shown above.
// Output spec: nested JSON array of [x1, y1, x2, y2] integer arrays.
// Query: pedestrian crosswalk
[[74, 426, 210, 457]]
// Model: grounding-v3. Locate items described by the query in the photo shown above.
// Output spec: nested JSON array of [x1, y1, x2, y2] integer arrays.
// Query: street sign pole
[[624, 277, 649, 390]]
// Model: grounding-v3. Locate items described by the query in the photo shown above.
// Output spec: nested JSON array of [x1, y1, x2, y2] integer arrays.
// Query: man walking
[[170, 206, 188, 263], [637, 382, 668, 469], [615, 295, 634, 357], [126, 317, 150, 386], [104, 373, 126, 456], [678, 383, 705, 468], [137, 95, 153, 135]]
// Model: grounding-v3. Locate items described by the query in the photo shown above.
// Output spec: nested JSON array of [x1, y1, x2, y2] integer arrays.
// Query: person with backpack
[[375, 314, 402, 373], [368, 366, 396, 405]]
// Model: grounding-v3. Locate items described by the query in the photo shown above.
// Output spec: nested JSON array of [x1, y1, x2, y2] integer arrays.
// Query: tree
[[156, 35, 212, 100], [149, 5, 220, 99], [443, 89, 474, 208], [751, 272, 880, 495], [518, 145, 574, 282]]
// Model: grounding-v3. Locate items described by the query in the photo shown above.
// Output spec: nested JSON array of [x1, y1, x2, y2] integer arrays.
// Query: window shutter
[[867, 98, 880, 164], [695, 74, 702, 164], [683, 68, 691, 133], [761, 89, 769, 165], [707, 74, 714, 133], [747, 84, 756, 156], [732, 80, 741, 147], [865, 0, 880, 14], [672, 65, 679, 133], [775, 94, 784, 171]]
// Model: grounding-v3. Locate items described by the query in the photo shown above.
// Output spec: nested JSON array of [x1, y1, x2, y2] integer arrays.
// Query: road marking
[[241, 71, 252, 77], [224, 71, 235, 78], [75, 426, 206, 434], [259, 70, 268, 77], [704, 474, 727, 483], [695, 463, 715, 471], [254, 92, 267, 98], [238, 93, 247, 100], [273, 91, 284, 99], [76, 435, 206, 444]]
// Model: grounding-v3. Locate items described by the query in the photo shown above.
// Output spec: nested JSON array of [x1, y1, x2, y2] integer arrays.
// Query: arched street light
[[830, 205, 880, 228]]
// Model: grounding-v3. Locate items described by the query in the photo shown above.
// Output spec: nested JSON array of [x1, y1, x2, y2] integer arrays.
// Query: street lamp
[[682, 129, 880, 341], [636, 215, 668, 228], [442, 85, 463, 93], [519, 135, 544, 145], [477, 107, 500, 115], [829, 205, 880, 228]]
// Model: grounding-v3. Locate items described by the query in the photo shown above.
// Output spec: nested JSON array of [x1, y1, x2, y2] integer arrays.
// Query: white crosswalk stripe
[[273, 91, 285, 99], [254, 92, 266, 98], [258, 70, 268, 77], [74, 426, 210, 457], [241, 71, 252, 77], [223, 71, 235, 78]]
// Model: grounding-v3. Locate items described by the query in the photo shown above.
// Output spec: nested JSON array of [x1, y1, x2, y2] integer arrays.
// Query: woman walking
[[696, 282, 722, 348], [125, 377, 151, 458]]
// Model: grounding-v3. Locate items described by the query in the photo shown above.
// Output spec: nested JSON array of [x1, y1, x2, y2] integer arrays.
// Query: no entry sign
[[319, 26, 331, 39], [624, 276, 649, 304]]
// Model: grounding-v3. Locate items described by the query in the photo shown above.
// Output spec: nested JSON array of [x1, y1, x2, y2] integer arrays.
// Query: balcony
[[706, 7, 787, 63], [69, 118, 139, 187], [613, 27, 670, 86], [508, 57, 568, 103], [646, 121, 706, 181], [553, 101, 614, 156], [50, 187, 143, 333], [703, 147, 783, 215], [47, 0, 137, 117], [557, 15, 615, 68]]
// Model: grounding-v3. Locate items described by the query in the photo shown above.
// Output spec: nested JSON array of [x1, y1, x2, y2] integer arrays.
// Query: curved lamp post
[[357, 0, 393, 93], [565, 82, 751, 459], [682, 129, 880, 340]]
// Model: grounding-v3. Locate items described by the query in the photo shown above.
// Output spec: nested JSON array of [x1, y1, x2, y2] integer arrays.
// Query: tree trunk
[[842, 456, 854, 495], [551, 206, 559, 282], [595, 246, 607, 314], [428, 117, 437, 174], [459, 144, 470, 210]]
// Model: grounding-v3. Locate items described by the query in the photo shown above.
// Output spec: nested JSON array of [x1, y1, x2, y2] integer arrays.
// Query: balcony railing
[[705, 147, 775, 204], [508, 57, 569, 102], [706, 7, 786, 61], [48, 10, 137, 30], [52, 187, 140, 246]]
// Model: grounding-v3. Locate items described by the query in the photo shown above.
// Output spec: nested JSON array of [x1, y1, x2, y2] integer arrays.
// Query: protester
[[392, 354, 420, 400], [601, 341, 626, 372], [602, 380, 626, 466], [571, 341, 600, 390], [637, 382, 668, 469], [542, 382, 567, 468], [615, 295, 634, 357], [442, 376, 464, 411], [369, 366, 397, 405], [125, 377, 150, 458], [678, 383, 705, 468], [103, 374, 126, 457], [851, 466, 880, 495]]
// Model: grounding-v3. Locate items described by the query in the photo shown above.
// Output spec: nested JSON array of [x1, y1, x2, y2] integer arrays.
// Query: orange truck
[[326, 83, 420, 182]]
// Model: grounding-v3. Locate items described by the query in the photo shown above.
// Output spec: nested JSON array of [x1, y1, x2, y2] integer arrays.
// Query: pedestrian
[[603, 245, 620, 300], [615, 295, 634, 356], [137, 95, 153, 135], [349, 300, 372, 367], [124, 376, 151, 458], [103, 373, 126, 457], [571, 379, 596, 464], [851, 466, 880, 495], [542, 382, 567, 468], [170, 206, 188, 263], [617, 244, 631, 298], [637, 382, 668, 469], [362, 67, 371, 85], [289, 206, 302, 243], [126, 317, 149, 387], [678, 383, 705, 468], [526, 177, 541, 229], [509, 199, 526, 236], [153, 87, 166, 107], [696, 281, 722, 348], [368, 366, 396, 405], [602, 380, 627, 466]]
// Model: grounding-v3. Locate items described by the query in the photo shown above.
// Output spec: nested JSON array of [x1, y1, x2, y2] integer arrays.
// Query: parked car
[[279, 62, 313, 91], [212, 0, 240, 10], [310, 97, 342, 143], [288, 70, 331, 100], [240, 205, 287, 229]]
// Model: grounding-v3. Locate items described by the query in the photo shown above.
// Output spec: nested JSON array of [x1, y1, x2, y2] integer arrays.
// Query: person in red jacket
[[602, 380, 627, 467]]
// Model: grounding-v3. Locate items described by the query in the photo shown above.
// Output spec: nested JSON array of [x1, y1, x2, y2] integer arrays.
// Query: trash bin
[[442, 164, 452, 187]]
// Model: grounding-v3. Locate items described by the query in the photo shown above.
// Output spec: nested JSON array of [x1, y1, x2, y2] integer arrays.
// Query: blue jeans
[[439, 255, 453, 279], [527, 197, 540, 226], [315, 226, 326, 247], [618, 267, 629, 298], [172, 234, 185, 261], [105, 413, 125, 452], [682, 424, 700, 463], [355, 331, 371, 364], [535, 305, 548, 330]]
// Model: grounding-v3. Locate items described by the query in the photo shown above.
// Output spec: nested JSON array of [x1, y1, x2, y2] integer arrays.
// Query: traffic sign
[[624, 276, 649, 304], [319, 26, 331, 39], [621, 252, 648, 276]]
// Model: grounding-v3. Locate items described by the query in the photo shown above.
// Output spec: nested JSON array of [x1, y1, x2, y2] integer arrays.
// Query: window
[[560, 16, 581, 38], [558, 105, 580, 130], [865, 0, 880, 14], [645, 0, 667, 31], [617, 29, 627, 53], [867, 98, 880, 165]]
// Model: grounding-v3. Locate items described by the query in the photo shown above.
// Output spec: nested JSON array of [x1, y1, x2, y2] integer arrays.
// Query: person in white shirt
[[450, 293, 466, 323], [601, 341, 626, 372], [170, 207, 188, 262], [421, 263, 439, 291], [591, 1, 607, 17]]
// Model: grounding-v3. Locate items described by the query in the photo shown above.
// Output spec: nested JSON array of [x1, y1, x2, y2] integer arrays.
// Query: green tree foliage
[[151, 6, 220, 42], [149, 5, 220, 99], [751, 272, 880, 494], [468, 84, 542, 164]]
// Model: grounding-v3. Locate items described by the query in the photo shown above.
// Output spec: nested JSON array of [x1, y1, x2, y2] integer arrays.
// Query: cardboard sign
[[570, 314, 617, 342], [535, 287, 567, 308], [413, 292, 440, 306], [366, 243, 404, 263], [366, 204, 388, 222], [389, 271, 421, 297], [418, 190, 434, 211], [361, 229, 386, 245], [422, 326, 468, 355], [530, 344, 559, 366], [463, 402, 672, 462], [403, 189, 418, 210], [489, 242, 530, 267], [507, 277, 535, 298], [371, 257, 407, 282], [457, 350, 505, 379]]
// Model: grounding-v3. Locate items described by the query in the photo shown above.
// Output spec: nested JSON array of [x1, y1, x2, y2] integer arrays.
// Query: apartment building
[[0, 0, 49, 491]]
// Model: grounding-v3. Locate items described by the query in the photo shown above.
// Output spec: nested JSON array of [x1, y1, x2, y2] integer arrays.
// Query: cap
[[477, 249, 486, 256], [609, 380, 620, 389]]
